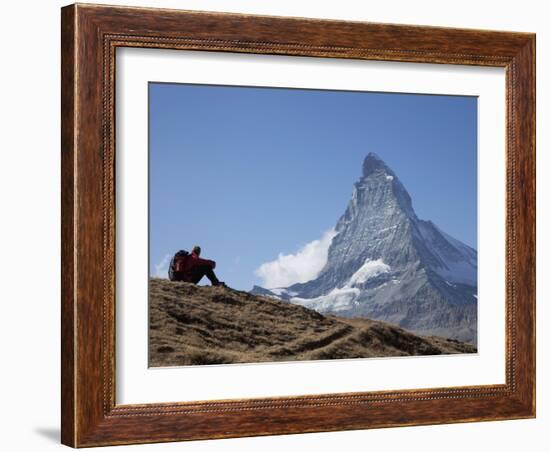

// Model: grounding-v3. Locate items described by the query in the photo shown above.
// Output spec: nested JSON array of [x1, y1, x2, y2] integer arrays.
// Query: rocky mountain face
[[252, 153, 478, 344]]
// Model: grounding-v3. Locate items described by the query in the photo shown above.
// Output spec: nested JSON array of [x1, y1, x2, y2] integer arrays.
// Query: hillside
[[149, 278, 476, 367]]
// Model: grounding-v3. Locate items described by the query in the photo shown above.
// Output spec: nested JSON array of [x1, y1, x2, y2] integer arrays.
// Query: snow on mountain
[[348, 259, 391, 286], [251, 152, 478, 344], [270, 288, 296, 296], [292, 259, 390, 312]]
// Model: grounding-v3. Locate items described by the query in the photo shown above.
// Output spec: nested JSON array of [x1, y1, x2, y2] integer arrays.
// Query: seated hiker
[[168, 246, 224, 286]]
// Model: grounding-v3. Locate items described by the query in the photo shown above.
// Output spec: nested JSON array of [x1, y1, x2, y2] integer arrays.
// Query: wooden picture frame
[[61, 3, 535, 447]]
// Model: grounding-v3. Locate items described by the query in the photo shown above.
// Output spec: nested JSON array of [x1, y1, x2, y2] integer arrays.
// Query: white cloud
[[154, 254, 172, 279], [255, 229, 337, 288]]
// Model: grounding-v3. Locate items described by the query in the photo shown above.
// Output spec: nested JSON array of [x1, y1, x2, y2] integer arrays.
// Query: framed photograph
[[61, 3, 536, 447]]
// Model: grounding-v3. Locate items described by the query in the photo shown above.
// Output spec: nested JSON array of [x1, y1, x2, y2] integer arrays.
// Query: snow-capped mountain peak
[[252, 154, 478, 344]]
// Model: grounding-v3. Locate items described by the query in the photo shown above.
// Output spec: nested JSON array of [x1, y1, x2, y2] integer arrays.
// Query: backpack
[[168, 250, 189, 281]]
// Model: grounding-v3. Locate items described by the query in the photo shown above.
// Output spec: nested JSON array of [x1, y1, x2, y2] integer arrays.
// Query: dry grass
[[149, 278, 476, 367]]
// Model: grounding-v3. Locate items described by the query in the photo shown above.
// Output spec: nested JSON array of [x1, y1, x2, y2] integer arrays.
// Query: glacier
[[291, 258, 390, 312]]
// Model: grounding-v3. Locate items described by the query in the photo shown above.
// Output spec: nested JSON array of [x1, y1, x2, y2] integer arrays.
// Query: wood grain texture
[[60, 3, 536, 447], [60, 5, 76, 447]]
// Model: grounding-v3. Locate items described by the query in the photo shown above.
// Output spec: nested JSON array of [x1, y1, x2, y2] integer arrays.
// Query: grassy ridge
[[149, 278, 476, 367]]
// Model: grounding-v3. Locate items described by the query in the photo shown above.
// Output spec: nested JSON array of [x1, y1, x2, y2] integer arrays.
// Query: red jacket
[[173, 251, 216, 282], [177, 251, 215, 280], [187, 251, 215, 269]]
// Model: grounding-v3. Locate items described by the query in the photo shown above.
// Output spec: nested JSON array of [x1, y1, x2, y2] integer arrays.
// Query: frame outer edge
[[531, 35, 536, 417], [61, 3, 77, 448], [514, 35, 536, 416]]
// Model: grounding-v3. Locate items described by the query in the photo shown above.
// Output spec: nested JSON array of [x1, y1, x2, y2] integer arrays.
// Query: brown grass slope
[[149, 278, 476, 367]]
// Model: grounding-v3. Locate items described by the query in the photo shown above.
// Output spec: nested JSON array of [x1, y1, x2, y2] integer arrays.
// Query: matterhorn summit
[[252, 153, 478, 344]]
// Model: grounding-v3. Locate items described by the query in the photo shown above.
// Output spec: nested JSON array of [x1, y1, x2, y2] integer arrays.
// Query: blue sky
[[149, 82, 477, 290]]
